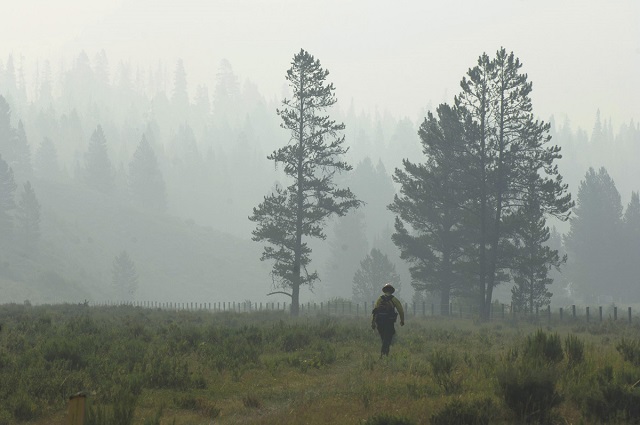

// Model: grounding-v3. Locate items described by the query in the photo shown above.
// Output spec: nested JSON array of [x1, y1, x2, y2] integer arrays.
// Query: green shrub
[[522, 329, 563, 364], [280, 327, 312, 352], [564, 333, 585, 367], [364, 413, 415, 425], [497, 362, 562, 424], [86, 393, 137, 425], [143, 348, 193, 389], [0, 409, 12, 425], [428, 348, 462, 394], [616, 337, 640, 366], [242, 394, 262, 409], [42, 337, 87, 369], [310, 340, 337, 367], [430, 397, 493, 425], [7, 390, 38, 422], [581, 366, 640, 423]]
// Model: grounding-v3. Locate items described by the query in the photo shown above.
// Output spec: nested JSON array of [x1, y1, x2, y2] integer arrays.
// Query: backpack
[[373, 294, 398, 325]]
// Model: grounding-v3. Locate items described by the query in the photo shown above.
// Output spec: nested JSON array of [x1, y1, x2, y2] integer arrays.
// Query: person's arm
[[371, 297, 381, 328], [393, 297, 405, 325]]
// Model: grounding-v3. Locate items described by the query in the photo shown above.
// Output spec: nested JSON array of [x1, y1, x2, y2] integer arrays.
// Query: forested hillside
[[0, 50, 638, 306]]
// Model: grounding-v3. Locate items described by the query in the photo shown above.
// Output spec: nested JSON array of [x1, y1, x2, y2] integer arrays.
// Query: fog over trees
[[0, 33, 639, 309]]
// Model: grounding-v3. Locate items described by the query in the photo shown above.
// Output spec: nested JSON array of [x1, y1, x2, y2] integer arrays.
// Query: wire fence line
[[89, 299, 639, 324]]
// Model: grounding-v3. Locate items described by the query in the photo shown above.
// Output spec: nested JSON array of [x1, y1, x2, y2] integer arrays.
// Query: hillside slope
[[0, 178, 273, 305]]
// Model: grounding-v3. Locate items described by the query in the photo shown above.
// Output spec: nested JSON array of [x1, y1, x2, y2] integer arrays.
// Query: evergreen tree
[[0, 154, 16, 249], [324, 210, 369, 299], [508, 168, 566, 312], [171, 59, 189, 123], [390, 104, 470, 315], [13, 120, 32, 181], [15, 181, 40, 253], [0, 96, 14, 161], [83, 125, 114, 194], [621, 191, 640, 300], [564, 167, 622, 302], [353, 248, 400, 303], [250, 49, 360, 315], [129, 134, 166, 212], [455, 48, 573, 318], [212, 59, 240, 129], [348, 157, 396, 243], [112, 250, 138, 301], [33, 137, 60, 181]]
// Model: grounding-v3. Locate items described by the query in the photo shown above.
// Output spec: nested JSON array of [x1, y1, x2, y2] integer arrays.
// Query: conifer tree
[[564, 167, 622, 301], [455, 48, 573, 318], [0, 155, 16, 249], [0, 96, 14, 161], [13, 120, 32, 181], [622, 192, 640, 300], [129, 134, 166, 212], [250, 49, 360, 315], [34, 137, 60, 181], [83, 125, 114, 194], [508, 168, 565, 312], [390, 104, 471, 315], [16, 181, 40, 253], [324, 210, 369, 299], [171, 59, 189, 123], [112, 250, 138, 301], [352, 248, 400, 304]]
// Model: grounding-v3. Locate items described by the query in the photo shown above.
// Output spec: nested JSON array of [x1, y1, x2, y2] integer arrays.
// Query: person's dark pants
[[376, 321, 396, 357]]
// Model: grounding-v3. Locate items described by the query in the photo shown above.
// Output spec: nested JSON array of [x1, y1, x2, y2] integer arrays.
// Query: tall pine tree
[[508, 167, 566, 312], [15, 181, 40, 254], [455, 48, 572, 318], [250, 49, 360, 315], [129, 134, 166, 212], [390, 104, 471, 315], [112, 250, 138, 301], [83, 125, 114, 194], [0, 154, 16, 250], [352, 248, 401, 303], [564, 167, 622, 302]]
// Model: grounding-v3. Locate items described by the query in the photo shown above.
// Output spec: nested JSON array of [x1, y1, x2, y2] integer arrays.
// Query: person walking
[[371, 283, 404, 358]]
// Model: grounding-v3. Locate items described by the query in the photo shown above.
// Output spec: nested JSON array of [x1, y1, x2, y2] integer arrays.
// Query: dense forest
[[0, 49, 638, 309]]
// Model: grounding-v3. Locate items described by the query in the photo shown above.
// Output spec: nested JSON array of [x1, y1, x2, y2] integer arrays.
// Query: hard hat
[[382, 283, 395, 293]]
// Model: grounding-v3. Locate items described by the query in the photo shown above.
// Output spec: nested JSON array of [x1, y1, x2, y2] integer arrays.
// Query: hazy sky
[[3, 0, 639, 130]]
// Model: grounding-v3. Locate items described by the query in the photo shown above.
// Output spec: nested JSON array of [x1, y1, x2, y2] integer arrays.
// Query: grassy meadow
[[1, 303, 640, 424]]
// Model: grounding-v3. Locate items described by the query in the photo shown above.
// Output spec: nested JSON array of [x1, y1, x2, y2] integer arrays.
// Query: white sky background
[[2, 0, 639, 131]]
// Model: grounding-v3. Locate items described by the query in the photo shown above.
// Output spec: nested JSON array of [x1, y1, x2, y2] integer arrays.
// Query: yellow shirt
[[371, 294, 405, 323]]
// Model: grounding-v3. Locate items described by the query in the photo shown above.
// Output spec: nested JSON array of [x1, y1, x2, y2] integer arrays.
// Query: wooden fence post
[[614, 306, 618, 321], [599, 306, 603, 322], [68, 392, 86, 425], [572, 305, 576, 319], [586, 306, 590, 323], [560, 307, 563, 321], [629, 307, 632, 323]]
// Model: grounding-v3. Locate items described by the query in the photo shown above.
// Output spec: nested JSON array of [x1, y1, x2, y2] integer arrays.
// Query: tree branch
[[267, 291, 292, 298]]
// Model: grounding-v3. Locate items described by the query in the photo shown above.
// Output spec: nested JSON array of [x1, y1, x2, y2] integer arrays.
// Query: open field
[[1, 303, 640, 424]]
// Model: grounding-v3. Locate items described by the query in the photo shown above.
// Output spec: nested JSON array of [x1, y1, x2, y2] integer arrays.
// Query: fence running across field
[[91, 300, 639, 324]]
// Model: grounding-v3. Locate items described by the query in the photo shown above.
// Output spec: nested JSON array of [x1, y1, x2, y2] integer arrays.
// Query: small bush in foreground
[[564, 333, 585, 367], [523, 329, 563, 364], [497, 362, 562, 424], [428, 348, 462, 394], [616, 337, 640, 366], [430, 397, 493, 425], [364, 413, 415, 425]]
